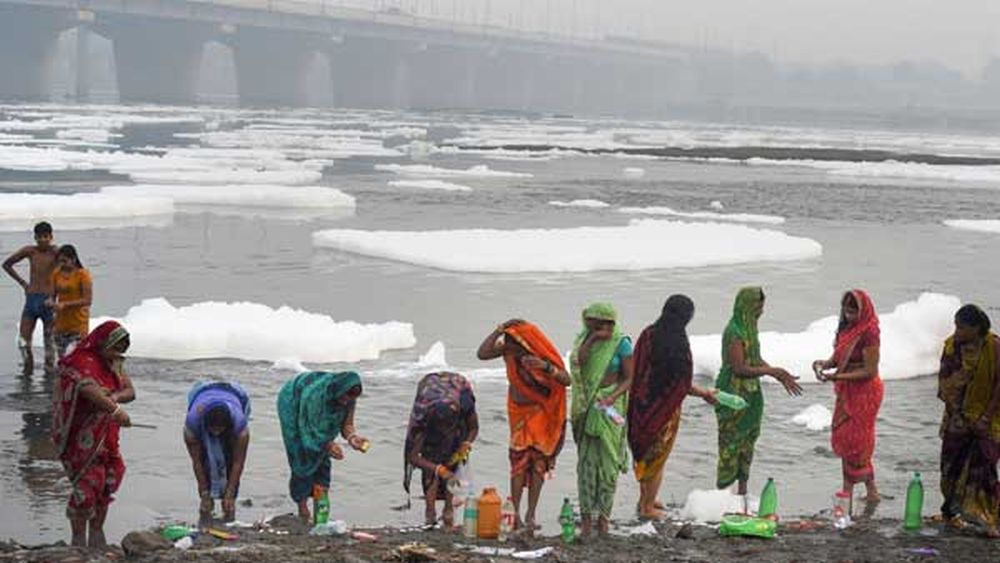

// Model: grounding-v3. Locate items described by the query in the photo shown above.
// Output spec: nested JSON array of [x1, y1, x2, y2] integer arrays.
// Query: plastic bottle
[[718, 514, 777, 538], [499, 497, 515, 542], [462, 494, 479, 538], [559, 498, 575, 544], [832, 490, 852, 529], [715, 390, 748, 410], [313, 485, 330, 526], [596, 402, 626, 426], [477, 487, 502, 539], [758, 477, 777, 518], [903, 472, 924, 530]]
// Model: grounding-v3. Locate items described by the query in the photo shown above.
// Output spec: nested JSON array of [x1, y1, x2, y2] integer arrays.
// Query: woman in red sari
[[51, 320, 134, 548], [812, 290, 884, 503]]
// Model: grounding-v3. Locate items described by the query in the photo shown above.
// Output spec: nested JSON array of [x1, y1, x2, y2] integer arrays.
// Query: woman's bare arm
[[830, 346, 879, 381]]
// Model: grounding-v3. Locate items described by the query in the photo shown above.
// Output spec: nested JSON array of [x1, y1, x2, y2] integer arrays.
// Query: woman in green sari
[[571, 303, 634, 537], [715, 288, 802, 502], [277, 371, 369, 521]]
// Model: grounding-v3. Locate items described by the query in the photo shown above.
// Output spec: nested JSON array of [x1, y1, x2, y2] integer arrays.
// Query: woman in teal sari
[[277, 371, 369, 521], [571, 303, 634, 537], [715, 288, 802, 503]]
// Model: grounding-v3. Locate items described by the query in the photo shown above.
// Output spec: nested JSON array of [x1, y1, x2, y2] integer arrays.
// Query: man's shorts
[[22, 293, 53, 324]]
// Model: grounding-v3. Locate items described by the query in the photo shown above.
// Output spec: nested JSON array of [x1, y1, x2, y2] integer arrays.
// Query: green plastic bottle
[[719, 515, 777, 538], [758, 477, 777, 518], [903, 472, 924, 530], [559, 498, 575, 544], [313, 485, 330, 526], [715, 390, 748, 410]]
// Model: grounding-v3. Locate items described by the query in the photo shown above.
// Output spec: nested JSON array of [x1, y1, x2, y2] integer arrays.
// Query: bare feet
[[638, 508, 667, 520], [87, 529, 107, 549], [71, 532, 86, 548], [597, 516, 610, 536], [653, 500, 666, 510]]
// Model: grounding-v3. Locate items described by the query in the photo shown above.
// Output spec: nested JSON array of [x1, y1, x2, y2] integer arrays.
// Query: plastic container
[[161, 525, 194, 542], [477, 487, 502, 539], [719, 514, 777, 538], [499, 496, 515, 543], [559, 498, 575, 544], [462, 494, 479, 538], [716, 390, 748, 410], [596, 402, 626, 426], [758, 477, 777, 518], [833, 490, 852, 529], [358, 439, 371, 453], [903, 472, 924, 531], [313, 484, 330, 526]]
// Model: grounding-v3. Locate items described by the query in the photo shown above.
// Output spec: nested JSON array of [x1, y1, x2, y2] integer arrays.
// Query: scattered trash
[[173, 536, 193, 550], [309, 520, 348, 535], [718, 514, 777, 539], [453, 544, 554, 559], [611, 521, 658, 537], [225, 520, 256, 529], [784, 519, 825, 532], [204, 528, 239, 541], [161, 525, 194, 542], [388, 542, 437, 562], [906, 547, 940, 556], [351, 530, 378, 542], [512, 547, 555, 560]]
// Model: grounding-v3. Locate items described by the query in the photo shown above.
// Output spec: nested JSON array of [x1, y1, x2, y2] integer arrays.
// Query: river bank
[[3, 514, 997, 563]]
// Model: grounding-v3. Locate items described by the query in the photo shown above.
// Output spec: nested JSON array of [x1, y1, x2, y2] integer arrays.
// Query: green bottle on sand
[[903, 472, 924, 530], [758, 477, 777, 518], [715, 390, 748, 410], [559, 498, 575, 544], [313, 485, 330, 526]]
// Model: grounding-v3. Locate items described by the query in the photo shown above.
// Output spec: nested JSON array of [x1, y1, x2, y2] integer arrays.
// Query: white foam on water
[[710, 200, 725, 210], [55, 128, 117, 144], [622, 166, 646, 179], [93, 298, 416, 363], [387, 179, 472, 192], [790, 404, 833, 431], [374, 163, 532, 179], [746, 158, 1000, 187], [679, 489, 758, 523], [128, 168, 322, 186], [944, 219, 1000, 234], [548, 199, 611, 208], [618, 206, 785, 225], [312, 219, 821, 273], [416, 341, 447, 367], [0, 192, 174, 230], [690, 293, 960, 381], [100, 184, 356, 209], [271, 357, 308, 373]]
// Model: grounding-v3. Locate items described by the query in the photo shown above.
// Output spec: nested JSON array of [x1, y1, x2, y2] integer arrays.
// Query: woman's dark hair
[[837, 292, 859, 334], [205, 406, 233, 433], [955, 304, 991, 337], [650, 294, 695, 381], [56, 244, 83, 268]]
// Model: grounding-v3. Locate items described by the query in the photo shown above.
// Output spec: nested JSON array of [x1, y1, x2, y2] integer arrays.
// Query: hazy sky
[[338, 0, 1000, 76]]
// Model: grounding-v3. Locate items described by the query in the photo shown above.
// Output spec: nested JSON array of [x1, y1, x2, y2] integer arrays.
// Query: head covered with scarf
[[403, 372, 476, 498], [833, 290, 880, 370]]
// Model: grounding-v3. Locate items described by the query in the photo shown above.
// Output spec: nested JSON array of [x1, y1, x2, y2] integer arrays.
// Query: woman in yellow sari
[[938, 304, 1000, 537]]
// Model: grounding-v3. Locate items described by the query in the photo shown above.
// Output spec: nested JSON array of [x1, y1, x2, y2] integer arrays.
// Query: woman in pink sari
[[51, 321, 134, 548], [813, 290, 884, 503]]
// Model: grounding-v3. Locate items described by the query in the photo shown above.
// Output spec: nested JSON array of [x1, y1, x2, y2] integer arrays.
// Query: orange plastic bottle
[[477, 487, 502, 539]]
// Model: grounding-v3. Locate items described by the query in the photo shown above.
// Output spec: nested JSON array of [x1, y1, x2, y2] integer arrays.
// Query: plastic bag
[[448, 461, 474, 499]]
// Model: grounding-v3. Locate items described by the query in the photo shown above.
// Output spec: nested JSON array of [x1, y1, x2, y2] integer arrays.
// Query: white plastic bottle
[[499, 496, 515, 542]]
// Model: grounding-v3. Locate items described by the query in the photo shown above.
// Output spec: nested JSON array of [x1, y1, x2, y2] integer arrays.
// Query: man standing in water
[[3, 222, 59, 375]]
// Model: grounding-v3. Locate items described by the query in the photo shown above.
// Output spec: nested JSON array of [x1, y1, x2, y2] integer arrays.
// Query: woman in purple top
[[184, 381, 251, 523]]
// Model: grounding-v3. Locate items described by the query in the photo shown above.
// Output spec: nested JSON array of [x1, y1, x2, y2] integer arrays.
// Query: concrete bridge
[[0, 0, 687, 114]]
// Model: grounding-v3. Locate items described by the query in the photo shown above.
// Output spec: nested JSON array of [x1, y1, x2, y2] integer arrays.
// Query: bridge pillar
[[331, 37, 412, 109], [230, 27, 322, 107], [101, 18, 210, 104], [0, 6, 74, 100]]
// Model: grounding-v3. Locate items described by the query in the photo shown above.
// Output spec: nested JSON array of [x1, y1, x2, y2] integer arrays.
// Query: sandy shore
[[3, 513, 998, 563]]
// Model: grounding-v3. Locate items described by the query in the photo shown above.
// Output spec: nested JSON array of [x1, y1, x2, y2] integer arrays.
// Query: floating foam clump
[[312, 219, 821, 273], [416, 341, 447, 367], [375, 163, 532, 178], [388, 179, 472, 192], [618, 206, 785, 225], [548, 199, 611, 208], [944, 220, 1000, 234], [100, 184, 356, 209], [690, 293, 960, 381], [679, 489, 757, 523], [93, 298, 416, 363], [791, 404, 833, 431], [622, 167, 646, 179], [747, 158, 1000, 186], [271, 357, 308, 373], [0, 192, 174, 231], [128, 168, 322, 186]]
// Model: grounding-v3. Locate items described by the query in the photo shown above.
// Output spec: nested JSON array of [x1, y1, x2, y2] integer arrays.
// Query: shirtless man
[[3, 222, 58, 375]]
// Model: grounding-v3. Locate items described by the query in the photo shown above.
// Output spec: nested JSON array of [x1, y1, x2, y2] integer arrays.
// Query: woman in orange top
[[477, 319, 570, 533], [47, 245, 92, 358]]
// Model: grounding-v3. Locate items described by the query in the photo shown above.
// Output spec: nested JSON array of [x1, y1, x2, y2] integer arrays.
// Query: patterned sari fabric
[[628, 295, 695, 482], [403, 372, 476, 500], [830, 290, 884, 484], [51, 321, 129, 519], [277, 371, 361, 502], [938, 331, 1000, 532], [715, 287, 765, 489], [501, 322, 567, 482], [570, 303, 631, 518]]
